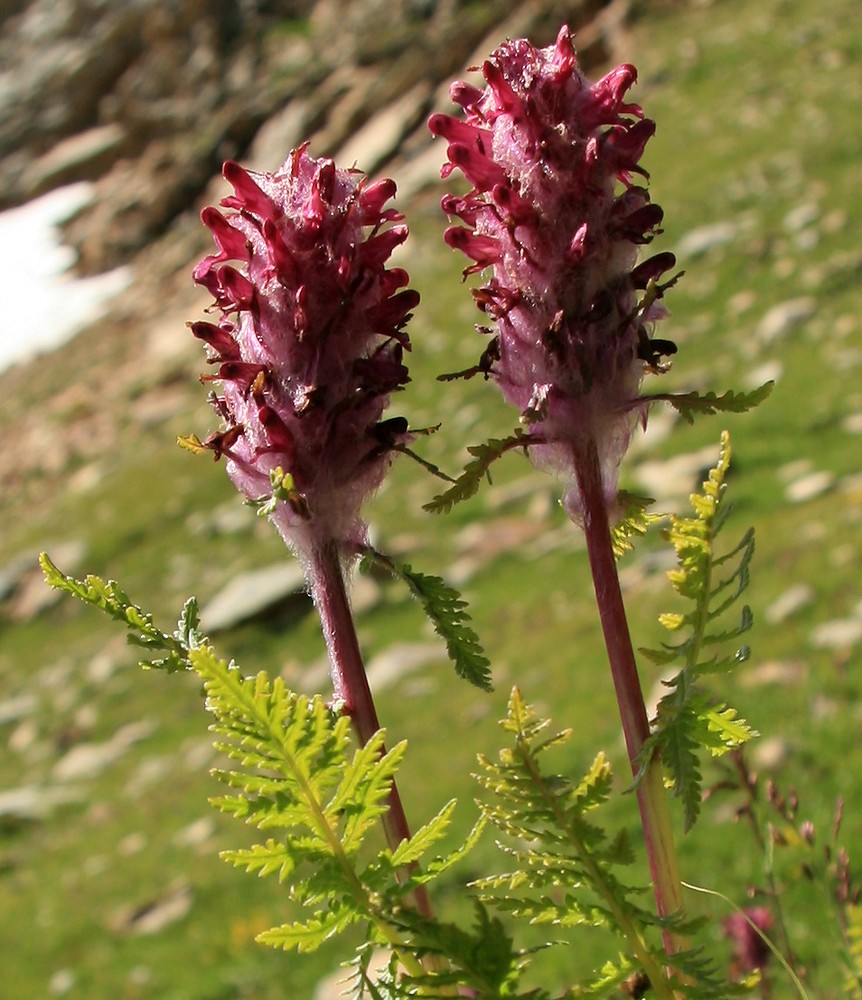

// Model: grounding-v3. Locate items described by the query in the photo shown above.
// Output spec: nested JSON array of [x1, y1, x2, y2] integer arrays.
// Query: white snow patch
[[0, 183, 132, 372]]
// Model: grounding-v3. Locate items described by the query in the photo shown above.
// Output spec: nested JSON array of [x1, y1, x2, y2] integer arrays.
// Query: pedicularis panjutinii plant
[[44, 24, 862, 1000]]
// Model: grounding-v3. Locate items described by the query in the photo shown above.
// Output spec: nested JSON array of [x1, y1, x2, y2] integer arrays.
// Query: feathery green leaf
[[638, 433, 758, 831], [611, 492, 664, 559], [644, 381, 773, 424], [422, 429, 531, 513], [362, 548, 492, 690], [474, 689, 672, 993], [39, 552, 204, 672]]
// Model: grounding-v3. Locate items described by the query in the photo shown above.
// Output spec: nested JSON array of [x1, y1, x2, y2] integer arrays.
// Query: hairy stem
[[308, 539, 433, 920], [573, 434, 685, 956]]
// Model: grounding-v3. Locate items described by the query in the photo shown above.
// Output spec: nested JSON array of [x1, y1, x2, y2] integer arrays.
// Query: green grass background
[[1, 0, 862, 996]]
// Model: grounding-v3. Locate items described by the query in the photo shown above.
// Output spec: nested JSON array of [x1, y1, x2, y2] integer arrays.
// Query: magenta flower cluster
[[192, 144, 417, 558], [428, 25, 677, 519]]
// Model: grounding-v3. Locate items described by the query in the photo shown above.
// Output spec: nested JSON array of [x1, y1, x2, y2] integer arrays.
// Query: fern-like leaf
[[257, 905, 357, 953], [221, 838, 297, 882], [39, 553, 204, 672], [393, 901, 532, 999], [422, 429, 531, 514], [571, 954, 636, 998], [637, 432, 759, 831], [644, 381, 773, 424], [362, 548, 492, 691], [475, 688, 672, 993], [845, 904, 862, 997], [611, 492, 664, 559], [188, 647, 411, 945]]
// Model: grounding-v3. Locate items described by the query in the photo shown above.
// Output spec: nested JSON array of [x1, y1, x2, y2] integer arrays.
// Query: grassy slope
[[1, 0, 862, 996]]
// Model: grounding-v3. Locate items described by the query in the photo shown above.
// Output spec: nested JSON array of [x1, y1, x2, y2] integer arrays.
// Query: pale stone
[[0, 693, 37, 726], [0, 784, 85, 821], [783, 202, 819, 233], [810, 619, 862, 650], [111, 883, 193, 935], [755, 297, 816, 344], [751, 736, 790, 771], [172, 816, 216, 848], [365, 641, 443, 691], [53, 719, 156, 782], [632, 444, 720, 506], [741, 660, 806, 687], [784, 471, 834, 503], [675, 221, 737, 259], [764, 585, 815, 624], [200, 562, 308, 632]]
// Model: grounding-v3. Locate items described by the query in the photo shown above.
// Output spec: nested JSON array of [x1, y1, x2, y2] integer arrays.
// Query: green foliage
[[39, 552, 204, 672], [423, 429, 530, 514], [611, 492, 664, 559], [473, 690, 743, 997], [362, 547, 492, 690], [638, 433, 758, 831], [846, 905, 862, 998], [644, 382, 774, 425], [190, 646, 464, 957], [474, 688, 675, 997]]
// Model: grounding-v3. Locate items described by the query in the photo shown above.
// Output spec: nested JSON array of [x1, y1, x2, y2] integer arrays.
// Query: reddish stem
[[573, 433, 685, 955], [308, 540, 433, 919]]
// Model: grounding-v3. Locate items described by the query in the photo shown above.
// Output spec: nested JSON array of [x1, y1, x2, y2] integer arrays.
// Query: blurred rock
[[365, 640, 443, 690], [0, 540, 86, 622], [751, 736, 790, 771], [632, 444, 719, 507], [0, 692, 37, 726], [755, 296, 816, 344], [675, 221, 737, 259], [172, 816, 215, 849], [740, 660, 806, 687], [28, 124, 126, 194], [764, 584, 815, 624], [784, 470, 834, 503], [810, 618, 862, 650], [199, 562, 308, 632], [110, 881, 193, 935], [0, 783, 85, 822], [53, 718, 156, 781], [783, 202, 819, 233]]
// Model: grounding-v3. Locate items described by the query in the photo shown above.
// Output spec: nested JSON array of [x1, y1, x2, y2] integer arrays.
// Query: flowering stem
[[573, 433, 685, 957], [307, 539, 433, 919]]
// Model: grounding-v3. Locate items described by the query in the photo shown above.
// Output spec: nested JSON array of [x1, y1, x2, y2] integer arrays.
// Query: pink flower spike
[[724, 907, 774, 975], [192, 148, 417, 561], [429, 24, 678, 520]]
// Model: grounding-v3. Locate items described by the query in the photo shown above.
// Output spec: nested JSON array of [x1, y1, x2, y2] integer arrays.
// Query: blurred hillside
[[0, 0, 628, 520]]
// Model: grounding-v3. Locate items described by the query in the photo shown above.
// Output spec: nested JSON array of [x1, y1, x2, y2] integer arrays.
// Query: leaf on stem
[[637, 432, 759, 832], [611, 492, 664, 559], [422, 429, 531, 514], [642, 381, 773, 425], [473, 688, 680, 993], [361, 548, 492, 691], [39, 553, 204, 672]]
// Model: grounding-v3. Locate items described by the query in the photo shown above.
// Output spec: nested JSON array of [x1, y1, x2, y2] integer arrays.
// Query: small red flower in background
[[192, 145, 417, 558], [724, 906, 774, 975], [429, 25, 677, 521]]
